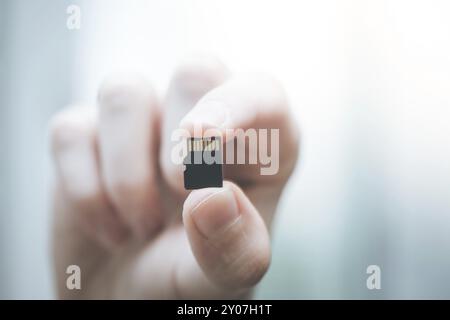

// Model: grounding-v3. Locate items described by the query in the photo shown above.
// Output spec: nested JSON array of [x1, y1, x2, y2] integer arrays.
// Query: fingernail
[[180, 100, 230, 129], [185, 187, 240, 238]]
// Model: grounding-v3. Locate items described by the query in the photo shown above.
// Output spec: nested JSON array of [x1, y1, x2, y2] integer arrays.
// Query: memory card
[[183, 136, 223, 189]]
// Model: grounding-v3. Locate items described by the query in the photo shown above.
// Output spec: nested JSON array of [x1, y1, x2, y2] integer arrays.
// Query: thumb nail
[[184, 186, 240, 238]]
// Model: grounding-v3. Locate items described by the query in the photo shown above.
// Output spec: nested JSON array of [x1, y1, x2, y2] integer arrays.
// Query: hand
[[49, 56, 299, 299]]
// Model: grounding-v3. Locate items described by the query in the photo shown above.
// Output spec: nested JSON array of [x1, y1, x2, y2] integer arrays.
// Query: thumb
[[182, 181, 271, 291]]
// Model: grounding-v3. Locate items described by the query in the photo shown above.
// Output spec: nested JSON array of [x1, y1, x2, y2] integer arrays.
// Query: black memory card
[[183, 137, 223, 189]]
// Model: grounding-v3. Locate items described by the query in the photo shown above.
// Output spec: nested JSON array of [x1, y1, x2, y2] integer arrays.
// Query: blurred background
[[1, 0, 449, 299]]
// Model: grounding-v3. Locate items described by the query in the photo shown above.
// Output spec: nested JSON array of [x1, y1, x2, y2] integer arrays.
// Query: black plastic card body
[[183, 137, 223, 190]]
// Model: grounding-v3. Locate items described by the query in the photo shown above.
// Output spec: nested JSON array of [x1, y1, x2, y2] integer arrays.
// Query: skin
[[49, 56, 300, 299]]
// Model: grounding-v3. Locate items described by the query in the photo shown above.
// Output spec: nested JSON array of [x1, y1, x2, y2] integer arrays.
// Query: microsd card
[[184, 137, 223, 189]]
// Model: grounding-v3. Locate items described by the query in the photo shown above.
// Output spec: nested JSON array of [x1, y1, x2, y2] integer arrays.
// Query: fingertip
[[97, 73, 155, 109], [178, 99, 231, 135], [48, 106, 96, 156], [182, 182, 271, 290], [183, 185, 240, 239], [171, 55, 229, 99]]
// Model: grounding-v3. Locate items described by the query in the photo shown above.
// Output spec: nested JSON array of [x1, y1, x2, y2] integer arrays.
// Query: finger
[[178, 181, 271, 294], [160, 55, 228, 197], [49, 106, 129, 248], [97, 74, 163, 239], [180, 74, 299, 185]]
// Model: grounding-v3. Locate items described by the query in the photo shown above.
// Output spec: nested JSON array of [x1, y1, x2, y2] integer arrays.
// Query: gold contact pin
[[186, 137, 221, 152]]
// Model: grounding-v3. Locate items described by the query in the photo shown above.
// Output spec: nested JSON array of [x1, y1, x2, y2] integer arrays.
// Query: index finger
[[180, 73, 300, 186]]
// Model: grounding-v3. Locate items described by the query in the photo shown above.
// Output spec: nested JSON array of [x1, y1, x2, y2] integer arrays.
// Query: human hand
[[49, 56, 299, 299]]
